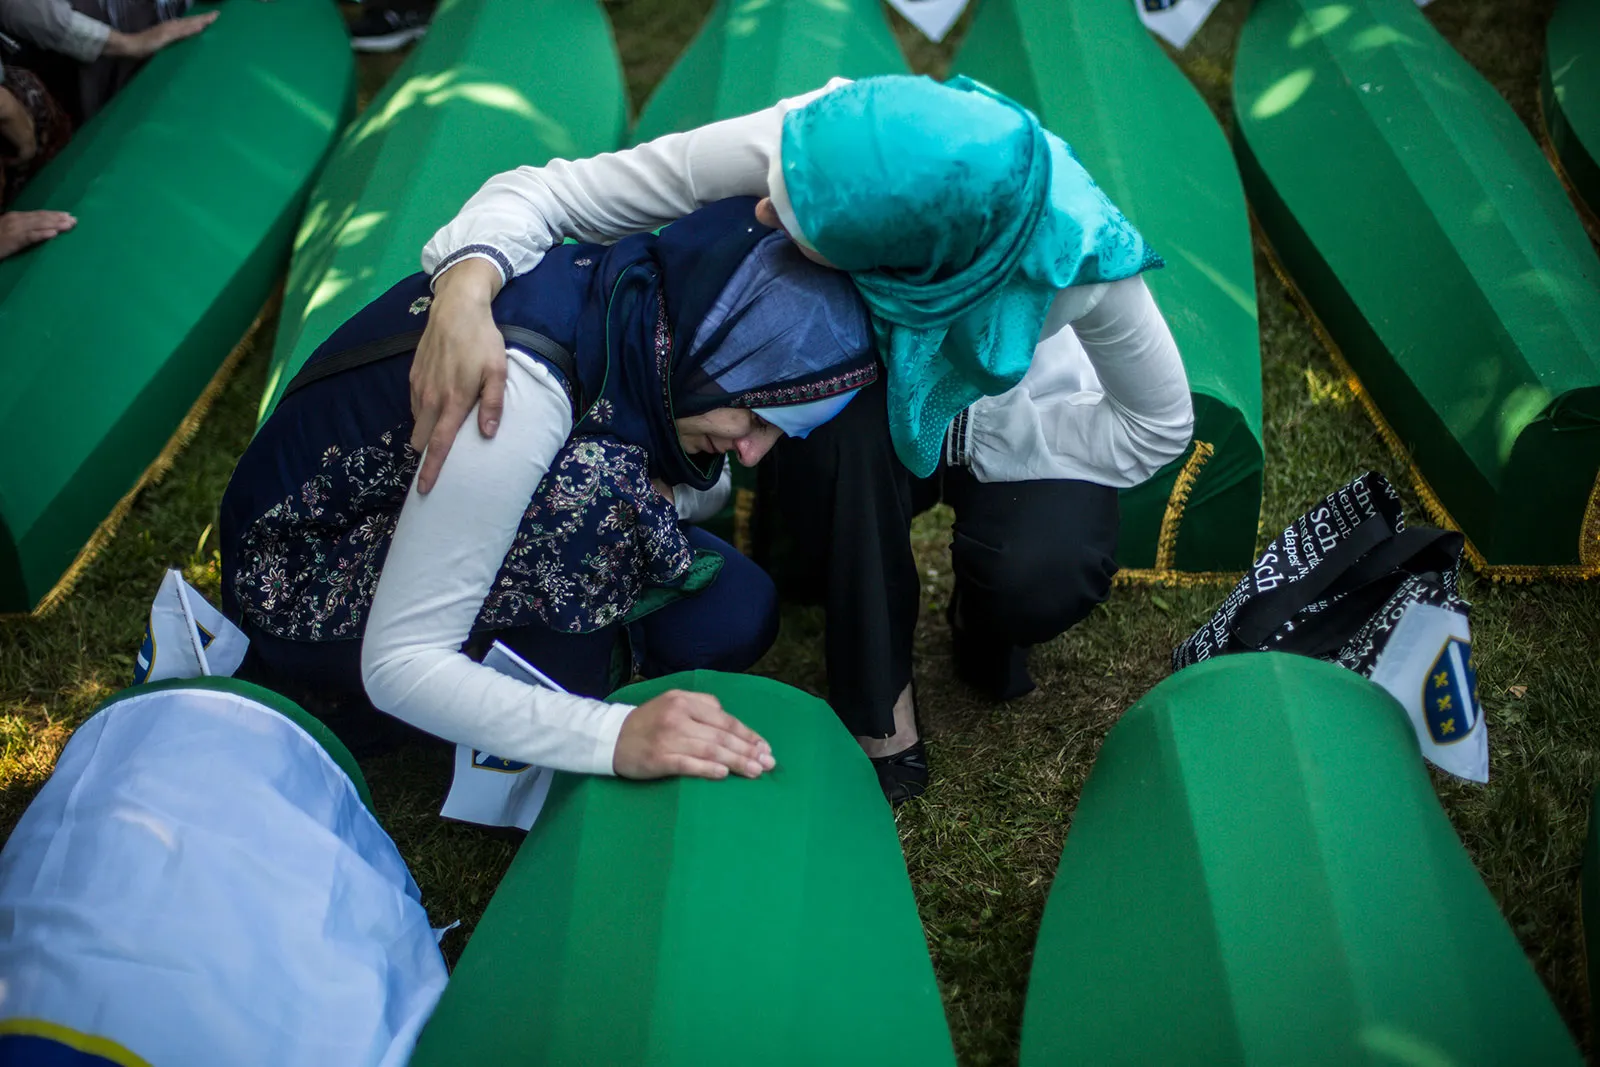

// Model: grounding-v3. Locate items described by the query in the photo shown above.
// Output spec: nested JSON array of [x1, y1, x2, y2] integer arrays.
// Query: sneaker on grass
[[348, 0, 431, 52]]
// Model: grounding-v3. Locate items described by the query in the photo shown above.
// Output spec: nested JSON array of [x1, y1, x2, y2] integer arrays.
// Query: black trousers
[[760, 377, 1120, 738]]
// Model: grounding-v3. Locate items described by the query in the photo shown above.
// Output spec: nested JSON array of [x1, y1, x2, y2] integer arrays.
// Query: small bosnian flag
[[1367, 602, 1488, 783]]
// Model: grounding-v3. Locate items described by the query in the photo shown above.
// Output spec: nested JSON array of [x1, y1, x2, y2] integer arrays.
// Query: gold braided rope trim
[[732, 486, 756, 558], [1113, 567, 1243, 588], [1250, 210, 1600, 583], [1535, 85, 1600, 237], [1153, 439, 1215, 571], [15, 295, 279, 619]]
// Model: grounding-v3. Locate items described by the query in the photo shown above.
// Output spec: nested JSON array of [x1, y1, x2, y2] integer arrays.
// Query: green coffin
[[954, 0, 1263, 574], [1022, 653, 1581, 1065], [1234, 0, 1600, 575], [0, 0, 353, 613], [631, 0, 908, 144], [257, 0, 627, 420], [1544, 0, 1600, 219], [410, 671, 955, 1066], [631, 0, 909, 546]]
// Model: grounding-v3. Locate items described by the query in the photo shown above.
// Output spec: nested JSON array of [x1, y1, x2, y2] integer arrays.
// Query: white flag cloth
[[438, 641, 558, 830], [134, 568, 249, 683], [1136, 0, 1222, 50], [0, 681, 448, 1066], [1366, 602, 1489, 783], [884, 0, 969, 43]]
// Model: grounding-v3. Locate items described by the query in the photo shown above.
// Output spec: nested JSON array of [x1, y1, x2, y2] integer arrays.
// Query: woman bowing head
[[220, 198, 876, 783]]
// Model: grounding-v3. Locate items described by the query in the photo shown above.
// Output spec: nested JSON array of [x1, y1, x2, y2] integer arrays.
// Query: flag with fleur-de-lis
[[1367, 602, 1488, 783]]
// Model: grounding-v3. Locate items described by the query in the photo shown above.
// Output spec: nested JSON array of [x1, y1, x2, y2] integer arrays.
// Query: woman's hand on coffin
[[613, 689, 776, 780], [104, 12, 218, 59], [411, 258, 507, 493], [0, 210, 75, 260]]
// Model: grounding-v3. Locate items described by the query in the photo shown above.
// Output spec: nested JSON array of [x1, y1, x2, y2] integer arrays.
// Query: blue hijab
[[778, 75, 1163, 476], [584, 202, 878, 492]]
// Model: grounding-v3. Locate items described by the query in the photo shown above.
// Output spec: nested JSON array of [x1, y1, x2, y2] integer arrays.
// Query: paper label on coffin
[[134, 568, 249, 683], [439, 641, 558, 830], [883, 0, 968, 42], [1366, 602, 1488, 783]]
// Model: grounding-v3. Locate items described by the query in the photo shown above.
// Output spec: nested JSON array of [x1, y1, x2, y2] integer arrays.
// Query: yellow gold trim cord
[[1114, 568, 1242, 588], [0, 1018, 153, 1067], [1249, 213, 1598, 583], [1154, 440, 1215, 571], [1581, 467, 1600, 570], [24, 294, 279, 618]]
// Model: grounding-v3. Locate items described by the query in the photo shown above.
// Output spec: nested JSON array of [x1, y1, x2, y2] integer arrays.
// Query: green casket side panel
[[1234, 0, 1600, 569], [257, 0, 627, 420], [630, 0, 909, 545], [1545, 0, 1600, 216], [953, 0, 1263, 573], [0, 0, 353, 611], [1584, 784, 1599, 1032], [1021, 652, 1581, 1065], [410, 671, 955, 1066], [631, 0, 909, 145]]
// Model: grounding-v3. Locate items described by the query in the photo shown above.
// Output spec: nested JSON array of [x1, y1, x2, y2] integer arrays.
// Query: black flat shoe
[[947, 589, 1036, 701], [871, 740, 929, 807]]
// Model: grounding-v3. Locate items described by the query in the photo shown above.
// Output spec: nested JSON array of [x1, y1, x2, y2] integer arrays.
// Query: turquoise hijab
[[779, 75, 1163, 476]]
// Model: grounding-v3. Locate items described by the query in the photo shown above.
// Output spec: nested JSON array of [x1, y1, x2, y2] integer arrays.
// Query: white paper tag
[[1366, 602, 1488, 784], [1135, 0, 1222, 50], [134, 568, 249, 684], [883, 0, 969, 43], [438, 642, 559, 830]]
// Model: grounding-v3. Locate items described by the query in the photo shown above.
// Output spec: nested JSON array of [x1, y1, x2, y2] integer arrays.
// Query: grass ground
[[2, 0, 1596, 1062]]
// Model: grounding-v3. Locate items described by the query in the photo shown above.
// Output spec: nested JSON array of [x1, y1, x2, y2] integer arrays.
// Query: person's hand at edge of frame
[[0, 210, 75, 260], [104, 12, 219, 60]]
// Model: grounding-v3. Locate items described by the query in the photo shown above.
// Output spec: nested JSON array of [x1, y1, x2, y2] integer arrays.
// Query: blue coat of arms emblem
[[1422, 637, 1478, 745]]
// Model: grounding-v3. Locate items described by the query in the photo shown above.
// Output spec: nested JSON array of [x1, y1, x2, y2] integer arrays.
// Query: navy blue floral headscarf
[[587, 205, 878, 493]]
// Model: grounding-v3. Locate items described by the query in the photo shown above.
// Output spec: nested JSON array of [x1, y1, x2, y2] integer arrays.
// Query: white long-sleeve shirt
[[425, 79, 1195, 490], [360, 349, 731, 776], [0, 0, 109, 63]]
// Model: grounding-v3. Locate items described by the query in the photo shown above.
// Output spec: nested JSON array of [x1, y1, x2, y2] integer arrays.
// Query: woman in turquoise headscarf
[[411, 75, 1194, 804]]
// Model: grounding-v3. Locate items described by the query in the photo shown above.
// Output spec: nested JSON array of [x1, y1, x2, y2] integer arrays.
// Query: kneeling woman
[[219, 199, 876, 782]]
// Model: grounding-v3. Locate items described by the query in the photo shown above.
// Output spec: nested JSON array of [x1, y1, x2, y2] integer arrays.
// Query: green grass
[[3, 0, 1598, 1062]]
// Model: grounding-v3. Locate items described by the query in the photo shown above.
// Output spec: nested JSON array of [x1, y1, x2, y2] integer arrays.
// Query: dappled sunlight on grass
[[1303, 364, 1353, 407]]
